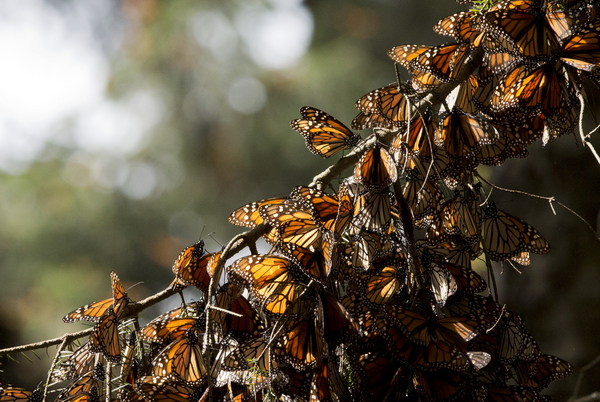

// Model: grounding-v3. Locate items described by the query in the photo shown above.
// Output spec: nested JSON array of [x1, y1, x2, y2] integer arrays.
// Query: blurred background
[[0, 0, 598, 399]]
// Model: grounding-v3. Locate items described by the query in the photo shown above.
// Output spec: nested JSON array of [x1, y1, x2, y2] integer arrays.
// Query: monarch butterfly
[[152, 328, 207, 386], [63, 272, 128, 323], [354, 83, 414, 124], [0, 386, 42, 402], [410, 70, 443, 93], [441, 192, 482, 239], [441, 294, 502, 334], [321, 293, 360, 345], [412, 369, 464, 401], [434, 11, 481, 45], [448, 74, 479, 114], [228, 196, 287, 228], [483, 202, 550, 263], [385, 304, 482, 346], [492, 61, 575, 119], [309, 359, 351, 402], [351, 230, 395, 270], [56, 363, 104, 402], [259, 201, 324, 248], [351, 191, 393, 235], [226, 255, 302, 316], [273, 310, 326, 371], [134, 376, 207, 402], [291, 186, 339, 232], [56, 341, 96, 382], [332, 178, 358, 237], [148, 301, 203, 324], [139, 317, 199, 347], [290, 107, 361, 158], [490, 114, 543, 156], [436, 109, 500, 158], [354, 144, 397, 191], [513, 353, 573, 389], [352, 351, 404, 401], [351, 110, 397, 131], [170, 241, 216, 293], [387, 44, 431, 69], [223, 336, 276, 372], [467, 351, 492, 370], [479, 0, 561, 59], [402, 167, 446, 228], [392, 43, 471, 83], [278, 367, 312, 400], [390, 109, 438, 159], [222, 295, 263, 340], [546, 3, 597, 40], [277, 219, 324, 250], [120, 332, 139, 394], [281, 243, 329, 280], [375, 317, 469, 370], [559, 20, 600, 72], [360, 264, 406, 307], [496, 312, 530, 364], [425, 257, 458, 307], [90, 307, 121, 363]]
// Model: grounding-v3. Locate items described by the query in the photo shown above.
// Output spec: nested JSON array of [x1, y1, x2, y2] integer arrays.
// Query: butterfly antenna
[[125, 281, 144, 292], [208, 232, 224, 249], [198, 224, 206, 241]]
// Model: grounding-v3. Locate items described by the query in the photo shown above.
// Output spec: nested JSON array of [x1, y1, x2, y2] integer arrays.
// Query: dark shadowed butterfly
[[483, 202, 550, 263], [134, 376, 207, 402]]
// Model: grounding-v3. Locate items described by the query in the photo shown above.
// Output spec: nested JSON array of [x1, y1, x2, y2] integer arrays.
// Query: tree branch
[[475, 172, 600, 241]]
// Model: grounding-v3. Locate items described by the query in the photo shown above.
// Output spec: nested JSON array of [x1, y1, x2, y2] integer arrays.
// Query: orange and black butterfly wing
[[227, 255, 300, 316], [152, 330, 207, 387], [274, 315, 325, 371], [111, 272, 128, 318], [291, 107, 361, 158], [139, 317, 198, 347], [228, 197, 287, 228], [321, 294, 360, 345], [90, 309, 121, 363], [135, 376, 205, 402], [63, 298, 113, 323], [0, 387, 42, 402], [223, 296, 263, 340]]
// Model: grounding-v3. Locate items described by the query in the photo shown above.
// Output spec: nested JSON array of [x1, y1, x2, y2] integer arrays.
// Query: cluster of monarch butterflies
[[3, 0, 595, 400]]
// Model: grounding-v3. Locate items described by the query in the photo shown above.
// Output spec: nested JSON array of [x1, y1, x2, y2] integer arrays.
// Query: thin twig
[[585, 123, 600, 140], [205, 305, 243, 317], [569, 353, 600, 402], [572, 392, 600, 402], [42, 338, 68, 402], [0, 328, 94, 356], [486, 304, 506, 334], [576, 91, 600, 166], [475, 172, 600, 241], [105, 362, 112, 402]]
